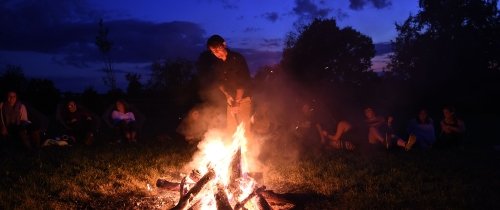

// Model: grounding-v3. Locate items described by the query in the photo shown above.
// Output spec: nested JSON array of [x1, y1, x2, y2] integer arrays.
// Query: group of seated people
[[176, 98, 467, 153], [0, 91, 143, 150], [363, 105, 466, 151]]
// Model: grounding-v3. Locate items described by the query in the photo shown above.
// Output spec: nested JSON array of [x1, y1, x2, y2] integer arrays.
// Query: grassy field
[[1, 136, 499, 210]]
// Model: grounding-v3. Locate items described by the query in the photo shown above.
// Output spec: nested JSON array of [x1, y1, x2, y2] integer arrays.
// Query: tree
[[389, 0, 500, 92], [148, 58, 195, 92], [125, 73, 143, 96], [25, 79, 60, 115], [95, 19, 117, 91], [281, 18, 376, 90], [0, 65, 28, 94]]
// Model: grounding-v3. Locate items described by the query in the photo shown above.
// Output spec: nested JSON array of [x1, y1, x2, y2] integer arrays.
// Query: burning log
[[179, 176, 188, 197], [156, 179, 181, 191], [260, 190, 295, 209], [171, 169, 216, 210], [157, 170, 201, 192], [234, 186, 266, 210], [228, 147, 242, 194], [255, 191, 272, 210], [215, 182, 233, 210]]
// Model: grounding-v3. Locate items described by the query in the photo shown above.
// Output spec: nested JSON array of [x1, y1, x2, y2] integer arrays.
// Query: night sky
[[0, 0, 419, 92]]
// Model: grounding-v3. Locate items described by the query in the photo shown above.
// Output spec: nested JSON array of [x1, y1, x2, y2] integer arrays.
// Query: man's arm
[[219, 85, 234, 105], [19, 104, 30, 123]]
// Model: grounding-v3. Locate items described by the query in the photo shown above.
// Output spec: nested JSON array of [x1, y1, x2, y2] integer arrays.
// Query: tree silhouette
[[0, 65, 28, 94], [125, 73, 143, 96], [389, 0, 500, 93], [282, 18, 376, 90], [148, 58, 195, 92], [95, 19, 117, 91]]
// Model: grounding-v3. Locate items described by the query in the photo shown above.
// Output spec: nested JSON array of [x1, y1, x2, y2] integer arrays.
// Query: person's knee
[[338, 121, 352, 132]]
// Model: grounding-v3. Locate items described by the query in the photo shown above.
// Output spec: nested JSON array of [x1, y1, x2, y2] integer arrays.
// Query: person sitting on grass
[[407, 107, 436, 150], [57, 100, 98, 145], [434, 105, 465, 149], [111, 99, 138, 143], [363, 106, 415, 151], [316, 118, 356, 151], [0, 91, 42, 150], [176, 107, 208, 145]]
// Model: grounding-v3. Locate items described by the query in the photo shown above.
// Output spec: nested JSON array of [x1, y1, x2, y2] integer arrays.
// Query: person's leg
[[331, 120, 352, 141], [226, 104, 238, 138], [81, 120, 95, 145], [128, 122, 137, 142], [27, 123, 41, 149], [368, 127, 384, 144], [237, 98, 252, 141], [17, 125, 31, 149], [114, 121, 127, 143]]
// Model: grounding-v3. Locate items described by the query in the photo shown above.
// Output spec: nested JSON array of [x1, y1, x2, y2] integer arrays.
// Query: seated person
[[435, 106, 465, 149], [102, 99, 145, 144], [317, 119, 356, 151], [111, 100, 137, 143], [407, 108, 436, 150], [0, 91, 42, 149], [293, 102, 318, 142], [57, 100, 98, 145], [364, 106, 415, 151], [176, 107, 208, 144], [251, 101, 277, 137]]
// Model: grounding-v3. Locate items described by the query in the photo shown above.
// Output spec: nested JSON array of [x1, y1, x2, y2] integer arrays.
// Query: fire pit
[[157, 124, 295, 210]]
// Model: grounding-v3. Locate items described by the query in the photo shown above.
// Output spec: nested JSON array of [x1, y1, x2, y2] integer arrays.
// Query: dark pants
[[67, 120, 97, 145], [114, 121, 136, 141], [1, 123, 41, 149], [435, 133, 463, 149]]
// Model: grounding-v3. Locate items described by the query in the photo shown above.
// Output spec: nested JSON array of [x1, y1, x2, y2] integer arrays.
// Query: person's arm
[[219, 85, 235, 106], [446, 120, 465, 134], [19, 104, 30, 123], [128, 112, 136, 122], [111, 110, 122, 121]]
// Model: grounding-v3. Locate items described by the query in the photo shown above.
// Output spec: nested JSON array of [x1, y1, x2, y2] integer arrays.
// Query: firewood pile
[[156, 147, 294, 210]]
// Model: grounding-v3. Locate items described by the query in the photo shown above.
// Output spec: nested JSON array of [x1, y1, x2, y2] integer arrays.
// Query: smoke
[[180, 53, 368, 185]]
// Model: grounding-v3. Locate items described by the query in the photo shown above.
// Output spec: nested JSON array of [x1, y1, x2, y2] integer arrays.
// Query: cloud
[[262, 12, 279, 22], [374, 42, 392, 55], [235, 48, 282, 75], [243, 27, 261, 33], [349, 0, 392, 10], [293, 0, 331, 20], [0, 1, 207, 68], [206, 0, 238, 10], [261, 39, 282, 48]]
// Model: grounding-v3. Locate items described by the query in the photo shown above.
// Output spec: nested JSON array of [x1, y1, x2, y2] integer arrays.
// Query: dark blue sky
[[0, 0, 419, 92]]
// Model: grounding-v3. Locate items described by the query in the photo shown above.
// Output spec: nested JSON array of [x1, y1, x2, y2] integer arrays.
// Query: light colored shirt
[[0, 102, 30, 127], [111, 110, 135, 123]]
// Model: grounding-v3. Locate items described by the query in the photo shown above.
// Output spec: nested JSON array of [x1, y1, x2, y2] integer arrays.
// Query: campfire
[[157, 124, 294, 210]]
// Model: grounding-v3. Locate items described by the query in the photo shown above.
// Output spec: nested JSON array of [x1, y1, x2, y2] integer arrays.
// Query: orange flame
[[184, 123, 259, 209]]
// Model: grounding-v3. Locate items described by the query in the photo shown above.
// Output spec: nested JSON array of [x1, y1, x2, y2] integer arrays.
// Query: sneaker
[[405, 134, 417, 151]]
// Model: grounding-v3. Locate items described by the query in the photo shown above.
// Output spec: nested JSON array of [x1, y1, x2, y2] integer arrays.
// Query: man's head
[[207, 34, 228, 61], [67, 100, 77, 113], [6, 91, 17, 106]]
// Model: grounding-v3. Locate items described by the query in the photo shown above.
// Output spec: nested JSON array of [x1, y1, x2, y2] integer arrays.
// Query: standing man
[[206, 34, 252, 138]]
